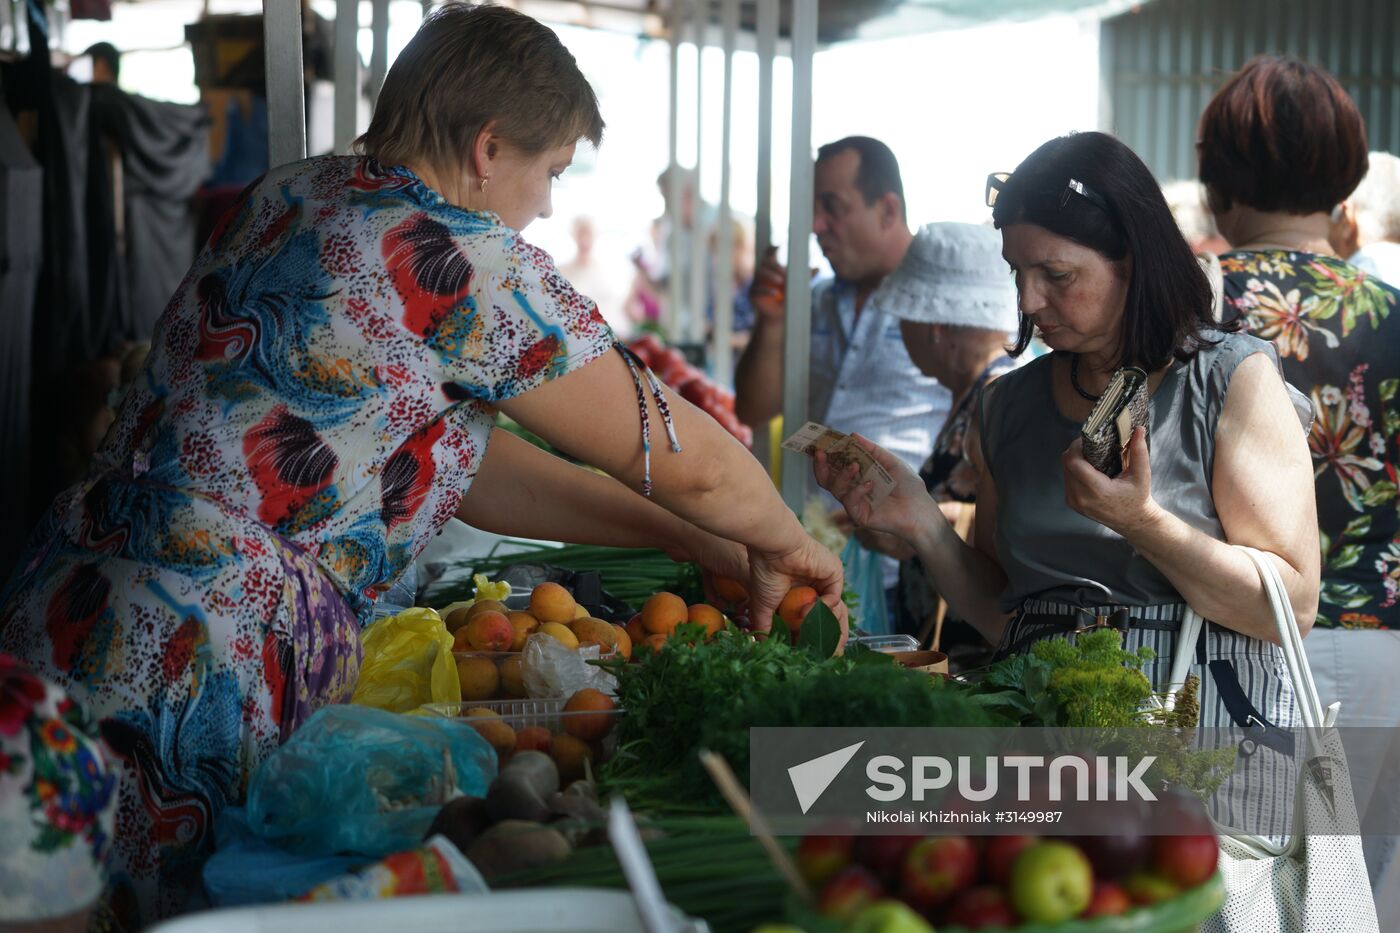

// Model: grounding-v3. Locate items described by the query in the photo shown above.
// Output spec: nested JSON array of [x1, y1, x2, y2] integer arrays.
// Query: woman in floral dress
[[1199, 54, 1400, 923], [0, 6, 844, 924]]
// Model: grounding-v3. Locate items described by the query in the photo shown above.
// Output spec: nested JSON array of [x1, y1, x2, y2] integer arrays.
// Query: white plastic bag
[[521, 633, 617, 698]]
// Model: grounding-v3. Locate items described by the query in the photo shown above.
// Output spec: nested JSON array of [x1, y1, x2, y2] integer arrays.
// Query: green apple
[[846, 900, 933, 933], [1009, 840, 1094, 924]]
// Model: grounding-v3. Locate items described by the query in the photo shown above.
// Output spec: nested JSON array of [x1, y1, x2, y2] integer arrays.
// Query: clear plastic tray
[[422, 698, 624, 771], [851, 633, 920, 653]]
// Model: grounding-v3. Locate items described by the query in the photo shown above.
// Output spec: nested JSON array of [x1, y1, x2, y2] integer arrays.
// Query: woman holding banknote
[[0, 6, 842, 924], [816, 130, 1319, 756]]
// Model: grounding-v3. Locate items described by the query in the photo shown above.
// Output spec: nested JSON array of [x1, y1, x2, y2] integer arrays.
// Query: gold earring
[[480, 176, 489, 194]]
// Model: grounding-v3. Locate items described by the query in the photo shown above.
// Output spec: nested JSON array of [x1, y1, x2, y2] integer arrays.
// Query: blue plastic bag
[[204, 808, 368, 906], [245, 705, 496, 857], [841, 536, 889, 635]]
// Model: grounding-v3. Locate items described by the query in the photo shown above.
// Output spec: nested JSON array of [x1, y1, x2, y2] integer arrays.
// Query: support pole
[[264, 0, 307, 167], [686, 0, 708, 348], [369, 0, 391, 109], [754, 0, 776, 265], [665, 0, 683, 343], [780, 0, 817, 510], [333, 0, 358, 153], [711, 0, 736, 387]]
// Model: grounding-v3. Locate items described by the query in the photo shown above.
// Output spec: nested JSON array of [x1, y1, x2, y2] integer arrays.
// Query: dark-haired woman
[[0, 5, 843, 923], [1199, 55, 1400, 925], [818, 129, 1321, 788]]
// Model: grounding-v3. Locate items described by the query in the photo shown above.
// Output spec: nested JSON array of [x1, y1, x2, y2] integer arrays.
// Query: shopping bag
[[1161, 547, 1377, 932], [841, 536, 888, 635], [351, 607, 461, 713], [245, 705, 496, 857]]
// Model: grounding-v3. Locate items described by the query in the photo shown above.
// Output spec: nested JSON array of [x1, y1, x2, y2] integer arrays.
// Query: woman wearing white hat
[[858, 222, 1019, 661]]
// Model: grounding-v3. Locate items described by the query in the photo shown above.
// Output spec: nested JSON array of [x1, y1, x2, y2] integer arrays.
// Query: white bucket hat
[[876, 222, 1018, 332]]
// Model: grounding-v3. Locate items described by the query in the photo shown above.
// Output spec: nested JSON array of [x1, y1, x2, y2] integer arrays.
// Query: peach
[[463, 610, 514, 651]]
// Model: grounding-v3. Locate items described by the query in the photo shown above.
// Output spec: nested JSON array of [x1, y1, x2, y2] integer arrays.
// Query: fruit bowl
[[783, 871, 1225, 933]]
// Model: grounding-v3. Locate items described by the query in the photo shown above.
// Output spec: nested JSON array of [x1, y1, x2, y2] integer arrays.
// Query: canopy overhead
[[508, 0, 1142, 42]]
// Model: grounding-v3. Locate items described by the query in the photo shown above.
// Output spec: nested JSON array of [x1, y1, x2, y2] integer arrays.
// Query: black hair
[[991, 132, 1227, 369], [816, 135, 906, 223], [84, 42, 120, 80]]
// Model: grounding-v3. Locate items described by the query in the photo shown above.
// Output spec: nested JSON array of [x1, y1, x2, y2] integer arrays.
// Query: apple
[[1083, 879, 1133, 917], [846, 899, 933, 933], [900, 835, 978, 911], [797, 834, 855, 887], [1152, 833, 1219, 887], [854, 835, 920, 885], [1008, 840, 1093, 924], [1123, 870, 1181, 905], [818, 865, 885, 920], [945, 885, 1019, 929], [983, 834, 1037, 886]]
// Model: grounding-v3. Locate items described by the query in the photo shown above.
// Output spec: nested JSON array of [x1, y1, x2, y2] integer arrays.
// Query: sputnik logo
[[788, 741, 865, 814]]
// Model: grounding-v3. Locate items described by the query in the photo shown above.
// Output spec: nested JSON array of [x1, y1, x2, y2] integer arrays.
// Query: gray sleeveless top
[[978, 332, 1311, 612]]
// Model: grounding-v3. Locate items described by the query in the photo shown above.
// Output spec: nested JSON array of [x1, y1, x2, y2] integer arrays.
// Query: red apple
[[945, 885, 1019, 929], [797, 834, 855, 887], [1123, 870, 1181, 905], [1152, 834, 1218, 888], [983, 834, 1037, 886], [1082, 879, 1133, 918], [900, 835, 978, 911], [854, 835, 920, 885], [818, 865, 884, 920]]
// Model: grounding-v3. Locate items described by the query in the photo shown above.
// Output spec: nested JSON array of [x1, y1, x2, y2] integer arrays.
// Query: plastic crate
[[851, 633, 920, 653]]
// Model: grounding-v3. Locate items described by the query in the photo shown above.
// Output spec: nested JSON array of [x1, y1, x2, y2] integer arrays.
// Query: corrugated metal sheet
[[1102, 0, 1400, 181]]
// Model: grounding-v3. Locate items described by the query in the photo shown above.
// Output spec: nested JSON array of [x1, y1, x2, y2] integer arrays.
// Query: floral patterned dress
[[0, 156, 614, 923], [1220, 250, 1400, 628]]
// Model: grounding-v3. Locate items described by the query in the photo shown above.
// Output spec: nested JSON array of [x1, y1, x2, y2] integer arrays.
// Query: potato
[[465, 820, 572, 881]]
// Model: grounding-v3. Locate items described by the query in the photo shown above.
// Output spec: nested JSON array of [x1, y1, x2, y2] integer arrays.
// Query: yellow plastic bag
[[351, 607, 461, 713]]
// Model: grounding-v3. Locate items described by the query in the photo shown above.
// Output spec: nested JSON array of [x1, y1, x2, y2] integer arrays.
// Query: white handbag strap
[[1237, 546, 1330, 748], [1161, 605, 1205, 712]]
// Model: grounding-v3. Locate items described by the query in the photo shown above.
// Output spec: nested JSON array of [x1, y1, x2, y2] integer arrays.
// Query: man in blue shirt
[[735, 137, 950, 617]]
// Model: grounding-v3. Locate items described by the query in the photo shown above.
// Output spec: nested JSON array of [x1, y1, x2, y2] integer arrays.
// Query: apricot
[[713, 575, 749, 605], [506, 611, 540, 651], [444, 606, 474, 634], [498, 657, 527, 698], [563, 688, 616, 741], [550, 733, 594, 784], [464, 610, 514, 651], [451, 626, 474, 652], [457, 656, 500, 701], [538, 622, 579, 650], [625, 614, 647, 648], [641, 592, 688, 635], [687, 603, 725, 639], [573, 604, 589, 620], [516, 725, 553, 754], [571, 618, 619, 654], [465, 708, 516, 759], [530, 582, 577, 624], [641, 633, 670, 654], [610, 623, 633, 661], [777, 586, 819, 633]]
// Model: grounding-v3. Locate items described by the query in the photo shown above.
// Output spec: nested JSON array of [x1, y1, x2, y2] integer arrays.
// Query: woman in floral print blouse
[[1199, 54, 1400, 922], [0, 6, 844, 925]]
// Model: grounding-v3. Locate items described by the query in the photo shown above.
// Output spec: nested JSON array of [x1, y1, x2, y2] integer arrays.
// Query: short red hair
[[1197, 56, 1368, 215]]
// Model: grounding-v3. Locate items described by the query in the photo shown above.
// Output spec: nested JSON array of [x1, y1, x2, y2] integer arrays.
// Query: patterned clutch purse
[[1081, 366, 1149, 477]]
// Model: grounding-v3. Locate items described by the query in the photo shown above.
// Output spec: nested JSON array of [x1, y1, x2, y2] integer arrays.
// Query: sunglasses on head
[[985, 172, 1112, 214]]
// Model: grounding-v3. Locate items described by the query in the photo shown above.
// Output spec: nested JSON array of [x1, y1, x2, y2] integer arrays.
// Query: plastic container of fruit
[[149, 889, 707, 933], [421, 698, 625, 773], [451, 646, 620, 703], [783, 871, 1225, 932]]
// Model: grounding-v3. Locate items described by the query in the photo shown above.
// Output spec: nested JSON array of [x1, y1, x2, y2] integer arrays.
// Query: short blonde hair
[[356, 4, 603, 170]]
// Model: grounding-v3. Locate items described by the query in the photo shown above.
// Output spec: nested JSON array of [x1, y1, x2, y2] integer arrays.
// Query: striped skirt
[[997, 599, 1299, 845]]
